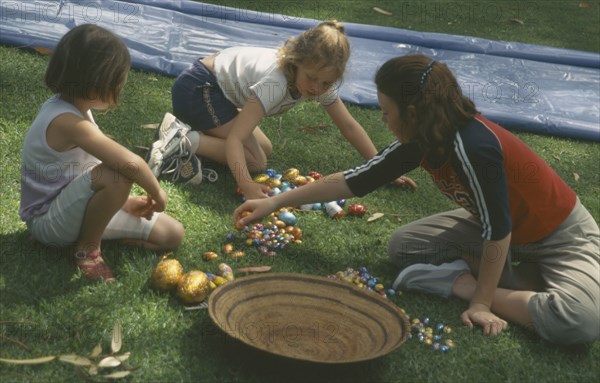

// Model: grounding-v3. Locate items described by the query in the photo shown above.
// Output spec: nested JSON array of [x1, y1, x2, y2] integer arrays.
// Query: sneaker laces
[[202, 168, 219, 182], [160, 134, 194, 179]]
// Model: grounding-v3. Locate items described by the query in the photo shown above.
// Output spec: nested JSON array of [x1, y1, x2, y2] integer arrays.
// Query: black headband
[[419, 60, 436, 91]]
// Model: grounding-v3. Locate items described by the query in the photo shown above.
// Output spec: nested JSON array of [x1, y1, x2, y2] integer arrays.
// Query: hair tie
[[419, 60, 436, 91]]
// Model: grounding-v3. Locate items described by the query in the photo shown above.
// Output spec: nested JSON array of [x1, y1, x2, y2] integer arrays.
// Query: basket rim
[[207, 272, 410, 364]]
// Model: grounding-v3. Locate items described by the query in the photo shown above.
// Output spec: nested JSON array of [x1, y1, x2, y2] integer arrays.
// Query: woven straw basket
[[208, 273, 410, 363]]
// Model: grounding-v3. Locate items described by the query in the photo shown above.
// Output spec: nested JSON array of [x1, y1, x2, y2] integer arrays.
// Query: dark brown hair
[[277, 20, 350, 92], [45, 24, 130, 106], [375, 54, 478, 161]]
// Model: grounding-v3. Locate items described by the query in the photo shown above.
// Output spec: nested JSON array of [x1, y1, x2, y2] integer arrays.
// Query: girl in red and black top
[[234, 54, 599, 345]]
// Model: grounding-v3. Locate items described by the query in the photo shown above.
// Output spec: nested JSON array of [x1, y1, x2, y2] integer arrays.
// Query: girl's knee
[[532, 291, 600, 344], [152, 216, 184, 250], [91, 164, 133, 194]]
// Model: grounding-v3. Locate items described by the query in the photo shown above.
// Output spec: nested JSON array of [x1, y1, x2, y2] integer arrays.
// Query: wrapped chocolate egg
[[232, 250, 245, 259], [151, 256, 184, 292], [177, 270, 211, 304], [283, 168, 300, 182], [293, 175, 308, 186], [223, 243, 234, 253], [254, 174, 270, 184], [266, 177, 282, 189], [348, 203, 367, 218], [278, 211, 297, 226], [217, 263, 234, 278], [308, 171, 322, 180], [203, 251, 219, 261]]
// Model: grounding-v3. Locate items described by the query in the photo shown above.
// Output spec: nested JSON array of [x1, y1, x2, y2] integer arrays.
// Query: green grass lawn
[[1, 1, 599, 382]]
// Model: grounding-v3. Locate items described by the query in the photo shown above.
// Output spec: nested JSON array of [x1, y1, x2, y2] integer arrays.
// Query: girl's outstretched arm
[[234, 172, 353, 226], [225, 96, 268, 200], [325, 98, 378, 160], [325, 98, 417, 189]]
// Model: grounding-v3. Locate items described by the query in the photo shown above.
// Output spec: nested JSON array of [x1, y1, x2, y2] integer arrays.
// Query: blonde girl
[[148, 20, 413, 197]]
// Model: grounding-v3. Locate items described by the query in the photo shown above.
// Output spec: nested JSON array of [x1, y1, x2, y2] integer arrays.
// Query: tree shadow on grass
[[0, 231, 80, 307]]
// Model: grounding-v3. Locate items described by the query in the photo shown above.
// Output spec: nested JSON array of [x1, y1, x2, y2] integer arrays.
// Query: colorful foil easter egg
[[232, 250, 246, 259], [254, 174, 270, 184], [308, 171, 322, 180], [293, 175, 307, 186], [177, 270, 211, 304], [203, 251, 219, 261], [278, 211, 297, 226], [217, 263, 234, 277], [267, 177, 282, 189], [283, 168, 300, 182], [348, 203, 367, 217], [151, 256, 184, 292]]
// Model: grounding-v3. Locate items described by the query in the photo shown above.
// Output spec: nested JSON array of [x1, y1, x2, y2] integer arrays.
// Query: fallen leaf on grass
[[552, 155, 560, 160], [367, 212, 385, 222], [58, 354, 92, 366], [103, 370, 132, 379], [111, 320, 122, 353], [90, 344, 102, 358], [0, 356, 56, 364], [98, 356, 121, 368], [373, 6, 393, 16], [578, 2, 592, 8], [573, 172, 580, 182], [141, 123, 159, 130], [499, 18, 525, 25]]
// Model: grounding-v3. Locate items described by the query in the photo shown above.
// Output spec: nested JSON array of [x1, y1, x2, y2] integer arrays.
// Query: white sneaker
[[392, 259, 470, 298], [146, 115, 192, 177], [146, 112, 218, 184]]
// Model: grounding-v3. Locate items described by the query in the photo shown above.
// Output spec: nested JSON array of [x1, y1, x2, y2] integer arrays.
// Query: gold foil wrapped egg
[[254, 174, 270, 184], [177, 270, 211, 304], [223, 243, 234, 253], [232, 250, 245, 259], [283, 168, 300, 182], [151, 256, 184, 292], [293, 175, 307, 186], [267, 177, 282, 189], [203, 251, 219, 261]]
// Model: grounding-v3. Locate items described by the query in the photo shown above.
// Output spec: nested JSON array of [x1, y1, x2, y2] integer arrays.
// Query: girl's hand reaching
[[242, 182, 272, 200], [393, 175, 417, 190], [233, 198, 278, 228], [460, 303, 508, 336]]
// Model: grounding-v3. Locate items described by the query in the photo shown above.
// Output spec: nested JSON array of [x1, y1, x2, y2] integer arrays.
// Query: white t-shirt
[[20, 95, 100, 222], [213, 46, 339, 116]]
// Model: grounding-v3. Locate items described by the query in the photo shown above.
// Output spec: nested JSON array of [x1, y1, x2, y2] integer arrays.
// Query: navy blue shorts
[[171, 59, 238, 132]]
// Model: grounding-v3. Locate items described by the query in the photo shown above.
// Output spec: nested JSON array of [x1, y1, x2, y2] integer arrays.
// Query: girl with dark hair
[[233, 54, 599, 345], [20, 24, 184, 282]]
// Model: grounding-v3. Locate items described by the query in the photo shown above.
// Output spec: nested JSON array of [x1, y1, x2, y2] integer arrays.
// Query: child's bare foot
[[74, 249, 115, 283]]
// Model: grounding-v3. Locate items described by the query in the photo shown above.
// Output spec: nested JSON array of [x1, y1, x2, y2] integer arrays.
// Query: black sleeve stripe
[[454, 135, 492, 240], [343, 140, 402, 179]]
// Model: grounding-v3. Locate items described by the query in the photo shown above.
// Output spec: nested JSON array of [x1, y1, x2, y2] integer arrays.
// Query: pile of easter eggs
[[328, 266, 397, 299], [230, 208, 303, 257], [151, 255, 234, 305], [408, 317, 456, 352]]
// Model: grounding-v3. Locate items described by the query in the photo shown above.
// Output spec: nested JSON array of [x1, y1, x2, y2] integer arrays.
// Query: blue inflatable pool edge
[[1, 0, 598, 141]]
